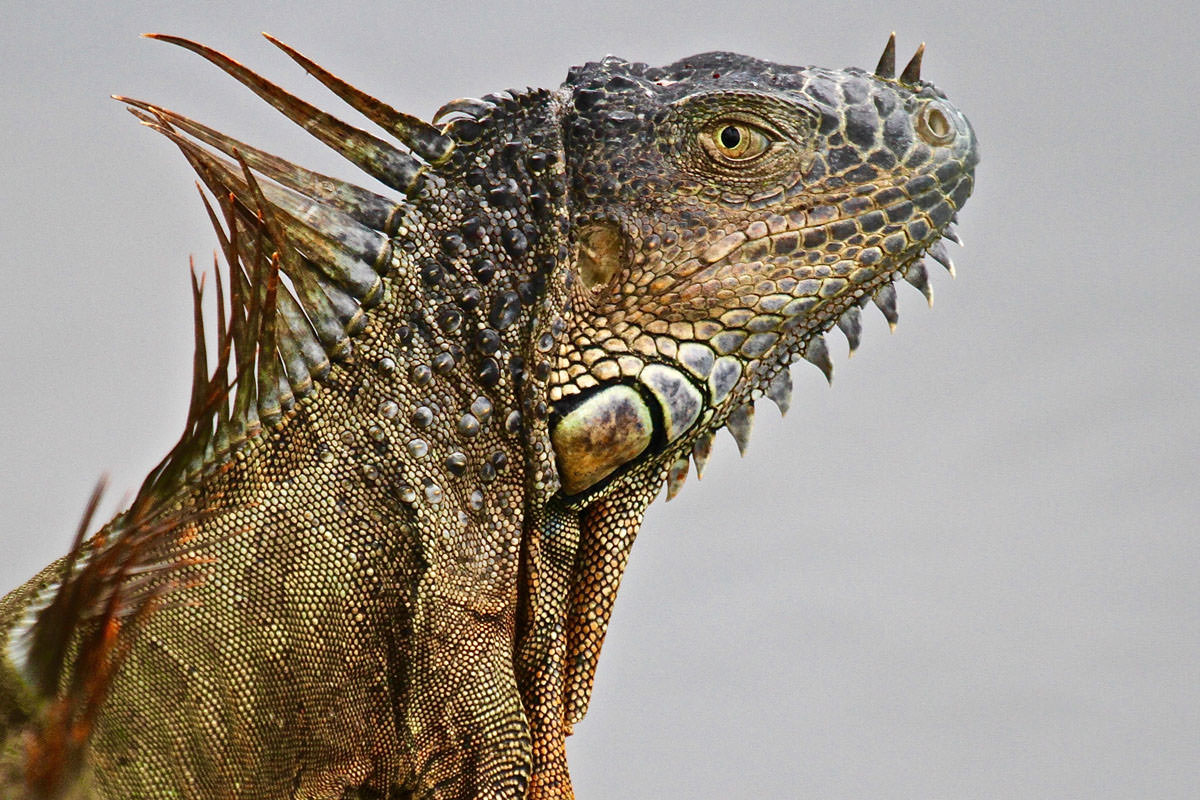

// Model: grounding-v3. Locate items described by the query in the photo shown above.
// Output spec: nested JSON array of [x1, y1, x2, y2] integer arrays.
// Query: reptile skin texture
[[0, 34, 978, 799]]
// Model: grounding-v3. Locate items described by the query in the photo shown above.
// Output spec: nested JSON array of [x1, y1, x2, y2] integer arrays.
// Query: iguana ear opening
[[574, 220, 628, 294]]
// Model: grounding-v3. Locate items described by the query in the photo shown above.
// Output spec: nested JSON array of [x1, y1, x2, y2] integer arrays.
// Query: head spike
[[207, 255, 234, 467], [182, 261, 214, 476], [274, 362, 296, 413], [275, 320, 315, 397], [204, 193, 251, 446], [186, 260, 210, 429], [261, 34, 454, 164], [229, 208, 265, 443], [275, 287, 331, 380], [255, 251, 285, 424], [210, 250, 230, 428], [766, 368, 793, 416], [803, 334, 834, 384], [873, 282, 900, 330], [899, 43, 925, 85], [726, 403, 755, 456], [118, 96, 404, 235], [144, 34, 425, 194], [433, 97, 497, 124], [875, 32, 897, 79]]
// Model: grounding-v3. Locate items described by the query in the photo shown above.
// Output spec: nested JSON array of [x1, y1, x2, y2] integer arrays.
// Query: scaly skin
[[0, 34, 977, 800]]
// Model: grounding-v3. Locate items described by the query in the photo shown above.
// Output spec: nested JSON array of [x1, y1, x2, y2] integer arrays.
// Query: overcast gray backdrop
[[2, 1, 1197, 797]]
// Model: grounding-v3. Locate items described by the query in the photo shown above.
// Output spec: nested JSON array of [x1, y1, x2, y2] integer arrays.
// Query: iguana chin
[[0, 32, 978, 800]]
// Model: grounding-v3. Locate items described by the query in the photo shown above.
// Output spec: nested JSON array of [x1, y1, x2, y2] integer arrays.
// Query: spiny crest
[[141, 34, 452, 195], [116, 34, 457, 500], [16, 482, 210, 798], [15, 39, 459, 785]]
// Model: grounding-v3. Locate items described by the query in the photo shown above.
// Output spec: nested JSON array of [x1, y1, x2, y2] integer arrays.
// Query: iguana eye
[[702, 119, 772, 162]]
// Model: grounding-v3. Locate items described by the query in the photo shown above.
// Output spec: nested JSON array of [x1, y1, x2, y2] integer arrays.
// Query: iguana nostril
[[917, 101, 955, 146]]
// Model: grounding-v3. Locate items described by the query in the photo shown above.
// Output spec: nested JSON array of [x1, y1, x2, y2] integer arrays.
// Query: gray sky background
[[1, 1, 1196, 797]]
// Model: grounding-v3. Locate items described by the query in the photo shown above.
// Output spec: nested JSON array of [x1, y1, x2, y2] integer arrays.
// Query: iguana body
[[0, 34, 978, 799]]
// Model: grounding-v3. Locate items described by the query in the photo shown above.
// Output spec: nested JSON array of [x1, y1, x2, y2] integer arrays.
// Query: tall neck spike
[[144, 34, 426, 195], [262, 34, 455, 165]]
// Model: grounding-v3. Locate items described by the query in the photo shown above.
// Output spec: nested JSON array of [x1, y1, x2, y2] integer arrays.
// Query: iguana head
[[548, 38, 979, 499]]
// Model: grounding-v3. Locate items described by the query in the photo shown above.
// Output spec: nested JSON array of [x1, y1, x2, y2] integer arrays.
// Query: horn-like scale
[[875, 32, 926, 86]]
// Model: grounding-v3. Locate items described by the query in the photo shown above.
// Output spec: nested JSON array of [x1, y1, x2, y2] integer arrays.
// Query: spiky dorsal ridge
[[113, 34, 462, 501], [14, 40, 462, 793], [141, 34, 453, 195], [16, 481, 211, 798]]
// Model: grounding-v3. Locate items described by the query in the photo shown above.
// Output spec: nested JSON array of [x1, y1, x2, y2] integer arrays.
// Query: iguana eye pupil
[[719, 125, 741, 149], [704, 119, 770, 162]]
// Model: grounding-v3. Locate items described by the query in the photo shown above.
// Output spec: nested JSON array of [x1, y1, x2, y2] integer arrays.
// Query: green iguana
[[0, 33, 979, 799]]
